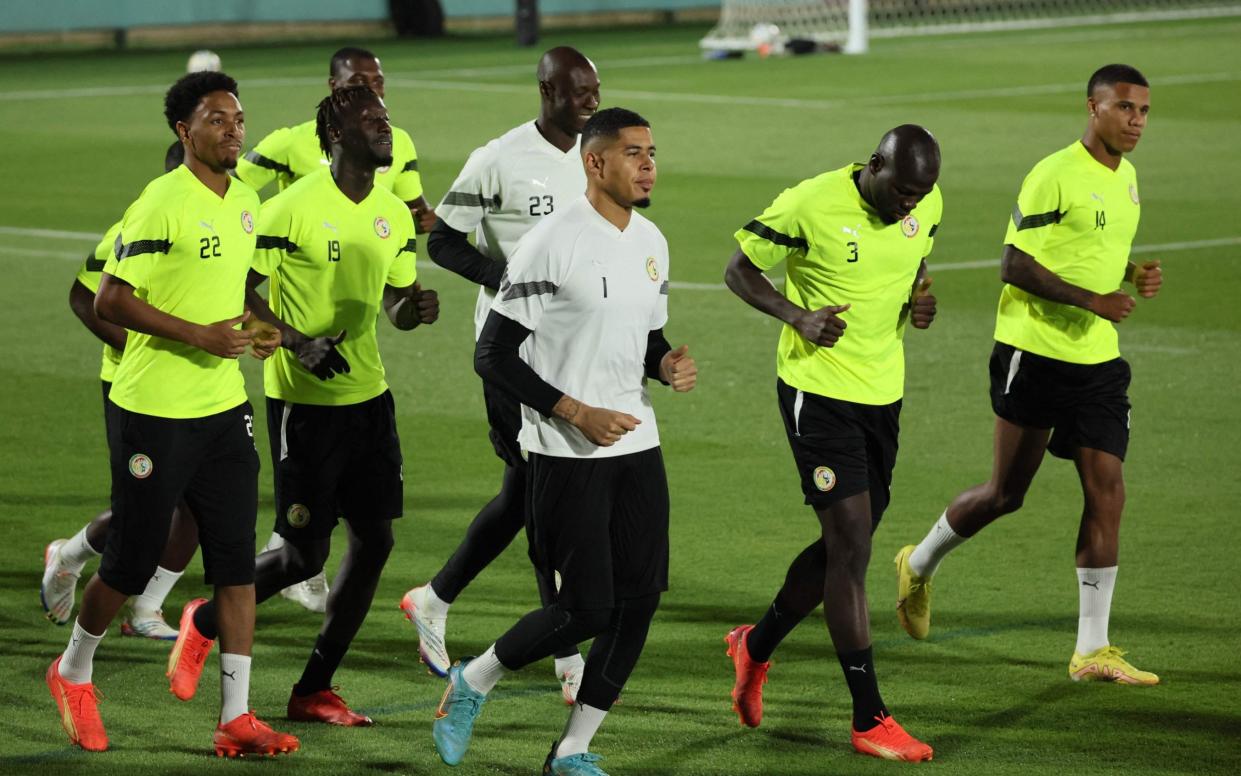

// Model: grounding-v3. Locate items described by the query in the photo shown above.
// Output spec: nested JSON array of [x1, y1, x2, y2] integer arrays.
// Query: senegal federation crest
[[128, 454, 153, 479], [900, 214, 919, 238], [812, 466, 836, 492], [374, 216, 391, 239], [646, 257, 660, 281], [287, 503, 311, 529], [240, 210, 254, 234], [1129, 183, 1140, 204]]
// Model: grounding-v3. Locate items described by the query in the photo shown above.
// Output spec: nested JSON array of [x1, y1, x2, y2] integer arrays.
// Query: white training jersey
[[491, 196, 670, 460], [436, 120, 588, 339]]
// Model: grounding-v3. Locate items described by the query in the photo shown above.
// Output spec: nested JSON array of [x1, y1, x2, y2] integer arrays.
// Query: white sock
[[423, 583, 451, 618], [1075, 566, 1117, 655], [219, 653, 252, 724], [556, 703, 608, 758], [59, 620, 105, 684], [59, 525, 101, 573], [132, 566, 183, 613], [908, 511, 967, 578], [263, 532, 286, 552], [461, 645, 506, 695], [554, 653, 585, 679]]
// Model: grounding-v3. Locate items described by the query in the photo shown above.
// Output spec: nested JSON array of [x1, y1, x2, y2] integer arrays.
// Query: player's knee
[[279, 542, 326, 582], [990, 488, 1026, 515], [563, 606, 612, 640]]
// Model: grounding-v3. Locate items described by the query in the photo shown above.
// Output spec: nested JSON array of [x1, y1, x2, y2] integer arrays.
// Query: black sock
[[747, 596, 807, 663], [293, 635, 349, 696], [837, 646, 888, 731], [192, 600, 218, 640]]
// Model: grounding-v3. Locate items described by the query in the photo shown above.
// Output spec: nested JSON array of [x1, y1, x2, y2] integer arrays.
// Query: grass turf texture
[[1, 19, 1239, 775]]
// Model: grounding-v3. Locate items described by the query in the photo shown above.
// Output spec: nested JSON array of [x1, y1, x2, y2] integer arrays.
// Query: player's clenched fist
[[659, 345, 697, 392], [194, 312, 254, 359], [911, 277, 936, 329], [1089, 290, 1136, 323], [413, 283, 440, 325], [245, 315, 282, 360], [1132, 259, 1162, 299], [554, 395, 641, 447], [794, 304, 850, 347]]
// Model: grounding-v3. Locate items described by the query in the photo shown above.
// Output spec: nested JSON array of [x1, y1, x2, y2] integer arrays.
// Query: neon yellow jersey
[[235, 119, 423, 202], [996, 140, 1140, 364], [75, 220, 124, 382], [736, 164, 942, 405], [253, 168, 417, 406], [103, 166, 257, 419]]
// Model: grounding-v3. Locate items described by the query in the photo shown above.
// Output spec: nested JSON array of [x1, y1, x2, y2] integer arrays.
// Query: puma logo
[[1081, 580, 1099, 589], [221, 669, 237, 681], [848, 665, 867, 673], [200, 220, 216, 234]]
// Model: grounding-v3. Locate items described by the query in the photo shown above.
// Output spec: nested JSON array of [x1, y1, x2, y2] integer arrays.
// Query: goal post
[[700, 0, 1241, 54]]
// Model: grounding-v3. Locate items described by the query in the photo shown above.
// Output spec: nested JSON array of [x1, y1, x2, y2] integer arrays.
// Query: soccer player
[[432, 107, 696, 776], [399, 46, 599, 696], [165, 85, 439, 727], [895, 65, 1162, 685], [235, 45, 435, 612], [46, 71, 295, 757], [43, 141, 198, 641], [722, 125, 941, 762]]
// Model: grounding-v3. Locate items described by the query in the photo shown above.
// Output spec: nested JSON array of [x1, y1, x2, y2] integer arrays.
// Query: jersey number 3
[[528, 195, 554, 216]]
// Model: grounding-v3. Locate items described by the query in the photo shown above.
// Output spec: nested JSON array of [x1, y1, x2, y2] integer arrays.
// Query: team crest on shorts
[[1129, 183, 1140, 204], [812, 466, 836, 492], [240, 210, 254, 234], [646, 257, 660, 281], [128, 454, 153, 479], [900, 215, 919, 238], [287, 503, 311, 529], [374, 216, 391, 239]]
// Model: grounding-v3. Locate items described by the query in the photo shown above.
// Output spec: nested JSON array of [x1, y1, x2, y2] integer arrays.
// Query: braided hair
[[314, 85, 380, 160]]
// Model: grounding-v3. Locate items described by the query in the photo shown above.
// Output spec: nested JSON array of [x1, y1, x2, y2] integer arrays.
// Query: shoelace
[[305, 576, 329, 594], [69, 684, 104, 720]]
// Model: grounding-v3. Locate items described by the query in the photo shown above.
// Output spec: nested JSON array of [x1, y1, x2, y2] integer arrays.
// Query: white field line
[[5, 228, 1235, 291]]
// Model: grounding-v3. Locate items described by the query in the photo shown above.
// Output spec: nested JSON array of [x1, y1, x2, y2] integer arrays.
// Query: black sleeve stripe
[[115, 238, 172, 260], [244, 150, 293, 176], [443, 191, 485, 207], [659, 280, 670, 295], [85, 253, 106, 272], [501, 280, 558, 301], [928, 223, 939, 238], [1012, 205, 1061, 231], [256, 235, 298, 252], [398, 238, 417, 254], [402, 159, 419, 173], [742, 219, 808, 250]]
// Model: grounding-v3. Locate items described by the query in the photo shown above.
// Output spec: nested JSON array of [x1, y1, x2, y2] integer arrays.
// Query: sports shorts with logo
[[989, 341, 1131, 461], [101, 400, 258, 594], [776, 378, 900, 527], [483, 380, 524, 468], [525, 447, 669, 612], [267, 390, 404, 544]]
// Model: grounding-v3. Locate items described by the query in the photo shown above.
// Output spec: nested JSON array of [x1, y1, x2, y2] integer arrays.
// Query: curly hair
[[163, 71, 239, 133], [314, 84, 380, 160]]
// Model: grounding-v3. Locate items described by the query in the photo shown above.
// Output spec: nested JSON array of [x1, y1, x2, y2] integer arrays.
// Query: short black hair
[[163, 71, 238, 133], [164, 140, 185, 172], [1087, 64, 1148, 97], [314, 85, 381, 160], [581, 107, 650, 148], [330, 46, 377, 77]]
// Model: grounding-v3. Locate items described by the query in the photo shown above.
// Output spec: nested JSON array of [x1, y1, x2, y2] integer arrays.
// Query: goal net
[[700, 0, 1241, 53]]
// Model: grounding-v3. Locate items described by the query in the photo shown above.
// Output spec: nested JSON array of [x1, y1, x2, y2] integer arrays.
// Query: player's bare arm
[[96, 272, 253, 358], [1000, 243, 1135, 323], [725, 249, 849, 347], [407, 195, 437, 234], [70, 279, 127, 351], [245, 269, 349, 378], [383, 281, 439, 330], [910, 260, 937, 329], [1126, 258, 1162, 298]]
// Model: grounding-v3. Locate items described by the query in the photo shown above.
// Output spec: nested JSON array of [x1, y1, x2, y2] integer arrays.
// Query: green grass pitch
[[1, 18, 1239, 775]]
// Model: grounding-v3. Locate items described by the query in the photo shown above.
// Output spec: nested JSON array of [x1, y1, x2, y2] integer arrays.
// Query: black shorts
[[483, 381, 525, 469], [268, 390, 404, 544], [989, 342, 1131, 461], [526, 448, 669, 611], [100, 381, 112, 442], [776, 378, 900, 527], [101, 400, 258, 594]]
